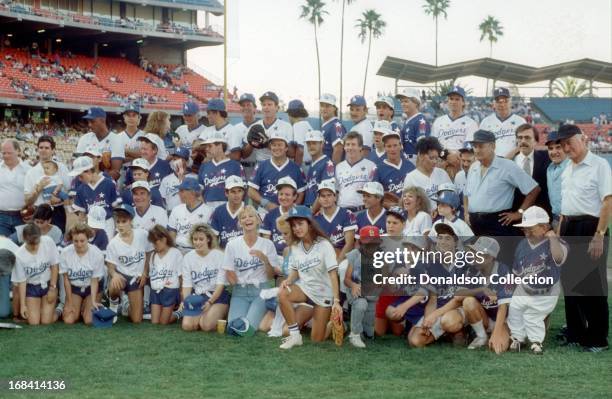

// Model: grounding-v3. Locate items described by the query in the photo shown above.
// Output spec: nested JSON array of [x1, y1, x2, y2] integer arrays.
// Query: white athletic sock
[[288, 323, 300, 336], [471, 320, 487, 338], [109, 298, 119, 313]]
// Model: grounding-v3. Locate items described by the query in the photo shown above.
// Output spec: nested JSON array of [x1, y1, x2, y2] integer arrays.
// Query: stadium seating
[[530, 97, 612, 123]]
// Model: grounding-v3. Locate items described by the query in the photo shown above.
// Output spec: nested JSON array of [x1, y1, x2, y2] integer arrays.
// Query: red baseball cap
[[359, 226, 381, 243]]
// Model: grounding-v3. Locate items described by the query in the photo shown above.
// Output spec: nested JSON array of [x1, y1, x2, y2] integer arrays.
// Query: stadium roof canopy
[[376, 57, 612, 85]]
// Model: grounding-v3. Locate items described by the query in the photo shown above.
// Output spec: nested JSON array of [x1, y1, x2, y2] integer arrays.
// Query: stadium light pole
[[223, 0, 228, 104]]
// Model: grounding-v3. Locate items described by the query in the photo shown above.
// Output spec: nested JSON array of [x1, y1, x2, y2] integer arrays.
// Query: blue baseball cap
[[447, 85, 466, 98], [545, 131, 561, 145], [183, 295, 204, 317], [82, 107, 106, 120], [92, 307, 116, 328], [122, 103, 140, 114], [470, 130, 496, 143], [227, 317, 256, 337], [434, 190, 461, 210], [348, 95, 367, 107], [259, 91, 279, 105], [207, 98, 226, 112], [387, 206, 407, 222], [557, 124, 581, 140], [238, 93, 256, 105], [178, 177, 201, 192], [458, 141, 474, 153], [172, 147, 190, 160], [287, 99, 305, 111], [285, 205, 313, 223], [493, 87, 510, 98], [183, 102, 200, 116], [113, 203, 135, 219]]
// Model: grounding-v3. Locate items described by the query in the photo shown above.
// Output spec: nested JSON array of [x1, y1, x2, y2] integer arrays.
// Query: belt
[[0, 210, 22, 216], [469, 210, 510, 217], [561, 215, 598, 222], [241, 162, 256, 167]]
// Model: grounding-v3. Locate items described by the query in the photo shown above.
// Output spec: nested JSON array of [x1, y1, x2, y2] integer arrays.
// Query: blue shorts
[[265, 297, 277, 312], [26, 283, 49, 298], [192, 289, 231, 306], [150, 287, 180, 307], [391, 296, 425, 326], [71, 281, 104, 299], [118, 272, 142, 293]]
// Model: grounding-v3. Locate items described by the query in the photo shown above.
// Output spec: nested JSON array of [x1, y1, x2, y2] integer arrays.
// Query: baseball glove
[[331, 306, 344, 346], [247, 124, 269, 149], [100, 151, 112, 171], [383, 192, 400, 209]]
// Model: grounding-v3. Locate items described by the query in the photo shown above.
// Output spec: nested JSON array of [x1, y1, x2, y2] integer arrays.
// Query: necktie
[[523, 156, 531, 176]]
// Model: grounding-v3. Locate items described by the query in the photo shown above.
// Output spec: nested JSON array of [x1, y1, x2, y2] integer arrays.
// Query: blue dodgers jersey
[[512, 238, 565, 292], [198, 159, 245, 202], [120, 186, 164, 208], [401, 113, 430, 156], [463, 261, 514, 320], [73, 177, 121, 219], [321, 117, 346, 158], [374, 159, 415, 197], [209, 204, 243, 249], [422, 262, 466, 308], [355, 209, 387, 236], [125, 159, 173, 188], [261, 207, 287, 255], [304, 156, 335, 207], [249, 159, 306, 204], [314, 207, 357, 249]]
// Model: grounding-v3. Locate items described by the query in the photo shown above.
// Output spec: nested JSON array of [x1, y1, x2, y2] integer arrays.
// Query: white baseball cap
[[268, 130, 288, 144], [138, 133, 164, 150], [374, 96, 395, 110], [514, 206, 550, 228], [382, 129, 401, 141], [305, 130, 324, 142], [358, 182, 384, 197], [129, 158, 150, 171], [437, 182, 456, 193], [276, 176, 297, 191], [204, 131, 227, 144], [69, 156, 95, 176], [319, 93, 337, 107], [468, 236, 500, 259], [83, 145, 101, 157], [317, 179, 337, 194], [225, 175, 245, 190], [373, 120, 392, 133], [131, 180, 151, 192], [395, 88, 421, 103], [87, 205, 107, 229]]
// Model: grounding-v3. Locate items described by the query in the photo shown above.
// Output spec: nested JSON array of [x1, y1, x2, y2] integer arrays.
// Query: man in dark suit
[[511, 123, 551, 215]]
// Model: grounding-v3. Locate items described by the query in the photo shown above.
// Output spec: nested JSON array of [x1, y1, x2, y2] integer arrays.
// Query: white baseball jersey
[[176, 124, 206, 150], [403, 211, 433, 237], [479, 113, 526, 156], [350, 118, 374, 150], [118, 129, 145, 165], [246, 119, 294, 162], [335, 158, 377, 208], [11, 236, 59, 286], [59, 244, 105, 288], [182, 249, 227, 295], [289, 238, 338, 307], [222, 236, 279, 286], [133, 204, 169, 232], [230, 120, 259, 163], [198, 122, 237, 144], [24, 161, 72, 206], [402, 167, 452, 210], [168, 202, 212, 250], [106, 229, 153, 277], [454, 170, 467, 194], [149, 247, 183, 290], [159, 172, 196, 212], [76, 131, 125, 160], [292, 120, 314, 164], [432, 114, 479, 151]]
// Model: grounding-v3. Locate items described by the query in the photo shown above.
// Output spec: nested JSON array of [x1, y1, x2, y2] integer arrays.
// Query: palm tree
[[356, 9, 386, 96], [335, 0, 356, 120], [300, 0, 329, 107], [422, 0, 450, 68], [479, 15, 503, 96], [552, 77, 590, 97]]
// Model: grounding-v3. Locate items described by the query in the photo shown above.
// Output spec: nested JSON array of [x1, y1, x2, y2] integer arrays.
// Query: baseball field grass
[[1, 296, 611, 399]]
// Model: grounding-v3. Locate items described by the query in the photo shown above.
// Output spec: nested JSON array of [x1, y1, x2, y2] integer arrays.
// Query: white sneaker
[[530, 342, 544, 355], [349, 333, 366, 348], [109, 302, 119, 324], [510, 337, 523, 352], [468, 336, 488, 350], [279, 334, 303, 350]]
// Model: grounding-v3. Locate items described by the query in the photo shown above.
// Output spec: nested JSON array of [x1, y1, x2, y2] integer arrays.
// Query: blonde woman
[[402, 186, 432, 236], [143, 111, 171, 160]]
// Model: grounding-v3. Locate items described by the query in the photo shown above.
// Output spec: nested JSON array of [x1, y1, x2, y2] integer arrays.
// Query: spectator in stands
[[599, 112, 608, 125], [0, 139, 29, 237], [23, 136, 71, 231]]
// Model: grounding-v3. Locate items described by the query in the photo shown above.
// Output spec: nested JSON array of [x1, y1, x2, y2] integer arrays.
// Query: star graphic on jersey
[[198, 214, 204, 219], [155, 172, 160, 177], [336, 224, 342, 231], [99, 193, 105, 199], [220, 169, 226, 174], [461, 121, 466, 125], [539, 253, 547, 261], [389, 179, 393, 183], [361, 167, 366, 172], [267, 179, 271, 183], [151, 218, 156, 223], [511, 121, 516, 125]]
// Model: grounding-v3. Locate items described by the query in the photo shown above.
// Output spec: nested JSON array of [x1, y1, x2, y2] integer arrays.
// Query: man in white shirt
[[228, 93, 259, 177], [335, 132, 377, 213], [0, 139, 30, 236], [479, 87, 526, 157], [117, 103, 145, 167], [175, 102, 206, 151], [432, 86, 478, 151]]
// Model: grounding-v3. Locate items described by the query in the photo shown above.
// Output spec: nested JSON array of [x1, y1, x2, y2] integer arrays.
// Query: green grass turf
[[1, 296, 611, 399]]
